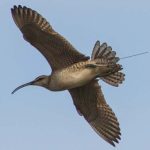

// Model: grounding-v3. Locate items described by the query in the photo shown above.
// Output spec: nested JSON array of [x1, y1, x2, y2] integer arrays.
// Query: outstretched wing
[[11, 5, 89, 71], [69, 80, 121, 146]]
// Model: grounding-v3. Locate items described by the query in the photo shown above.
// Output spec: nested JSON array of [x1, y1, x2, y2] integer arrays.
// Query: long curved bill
[[12, 81, 34, 94]]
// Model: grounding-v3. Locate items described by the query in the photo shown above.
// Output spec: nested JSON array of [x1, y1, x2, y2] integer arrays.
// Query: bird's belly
[[49, 68, 96, 91]]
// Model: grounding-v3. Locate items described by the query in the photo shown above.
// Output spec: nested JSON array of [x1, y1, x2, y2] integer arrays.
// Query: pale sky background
[[0, 0, 150, 150]]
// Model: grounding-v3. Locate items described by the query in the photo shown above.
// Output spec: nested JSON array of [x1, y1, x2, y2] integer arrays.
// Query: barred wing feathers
[[11, 5, 89, 71], [69, 80, 121, 146]]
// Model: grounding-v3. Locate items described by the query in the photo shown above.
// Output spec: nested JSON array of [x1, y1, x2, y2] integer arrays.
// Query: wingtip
[[111, 142, 116, 147], [11, 5, 24, 11], [11, 8, 14, 13], [107, 139, 116, 147], [12, 5, 17, 10], [11, 5, 17, 14], [95, 40, 100, 45]]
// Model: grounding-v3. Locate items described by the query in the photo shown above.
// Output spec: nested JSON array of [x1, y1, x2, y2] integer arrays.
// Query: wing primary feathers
[[11, 5, 89, 70], [11, 5, 53, 32], [69, 81, 121, 146]]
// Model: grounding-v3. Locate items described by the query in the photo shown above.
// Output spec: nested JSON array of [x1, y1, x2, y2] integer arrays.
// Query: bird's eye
[[35, 77, 43, 81], [35, 75, 46, 81]]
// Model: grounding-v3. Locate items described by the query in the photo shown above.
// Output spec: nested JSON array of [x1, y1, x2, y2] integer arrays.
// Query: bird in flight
[[11, 5, 125, 146]]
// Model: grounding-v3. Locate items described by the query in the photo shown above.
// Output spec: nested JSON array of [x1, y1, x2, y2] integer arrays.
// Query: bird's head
[[12, 75, 49, 94]]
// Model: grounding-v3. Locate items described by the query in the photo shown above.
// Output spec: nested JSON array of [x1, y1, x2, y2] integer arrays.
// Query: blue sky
[[0, 0, 150, 150]]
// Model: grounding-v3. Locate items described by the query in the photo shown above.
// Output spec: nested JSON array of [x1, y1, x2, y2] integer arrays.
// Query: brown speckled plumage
[[11, 5, 125, 146]]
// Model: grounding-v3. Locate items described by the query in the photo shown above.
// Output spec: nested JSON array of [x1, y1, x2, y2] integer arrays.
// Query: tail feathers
[[91, 41, 125, 86], [91, 41, 119, 63], [101, 72, 125, 87]]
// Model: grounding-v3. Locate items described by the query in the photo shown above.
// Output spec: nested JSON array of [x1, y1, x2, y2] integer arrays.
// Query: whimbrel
[[11, 5, 125, 146]]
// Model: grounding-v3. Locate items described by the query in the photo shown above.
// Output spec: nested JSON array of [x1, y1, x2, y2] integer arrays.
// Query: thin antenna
[[120, 51, 149, 59]]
